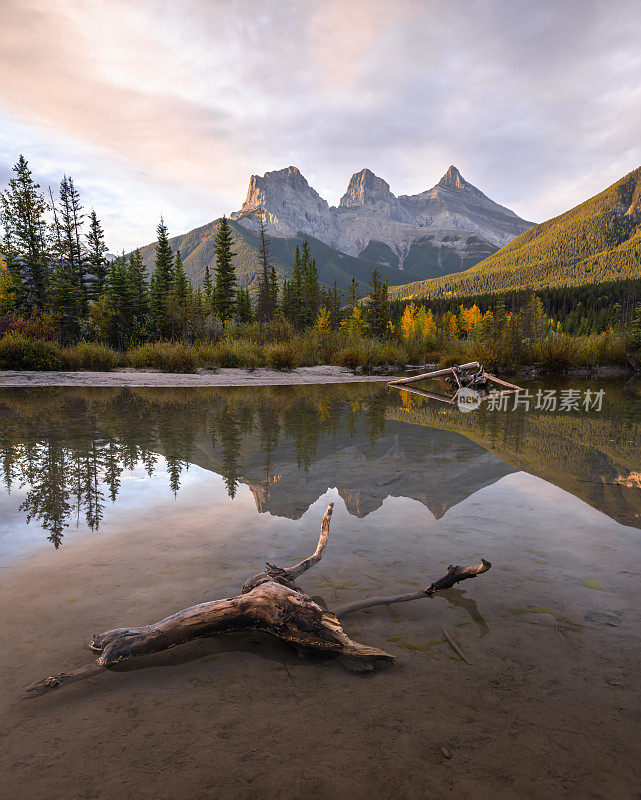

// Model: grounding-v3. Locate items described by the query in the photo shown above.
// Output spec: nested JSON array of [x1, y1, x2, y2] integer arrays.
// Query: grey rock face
[[231, 164, 533, 267], [231, 166, 336, 244]]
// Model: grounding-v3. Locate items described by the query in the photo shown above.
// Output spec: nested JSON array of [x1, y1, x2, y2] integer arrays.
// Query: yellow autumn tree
[[459, 304, 482, 335], [400, 302, 417, 340], [416, 306, 437, 338], [340, 305, 369, 338], [447, 312, 458, 339], [316, 307, 331, 333], [0, 256, 19, 315]]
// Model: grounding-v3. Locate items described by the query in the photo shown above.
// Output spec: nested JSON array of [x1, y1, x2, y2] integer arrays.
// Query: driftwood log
[[388, 361, 523, 406], [22, 503, 491, 698]]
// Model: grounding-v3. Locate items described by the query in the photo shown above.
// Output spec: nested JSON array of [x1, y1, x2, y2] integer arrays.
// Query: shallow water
[[1, 381, 640, 799]]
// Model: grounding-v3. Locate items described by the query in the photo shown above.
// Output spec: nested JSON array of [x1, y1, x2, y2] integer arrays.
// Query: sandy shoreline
[[0, 365, 391, 388]]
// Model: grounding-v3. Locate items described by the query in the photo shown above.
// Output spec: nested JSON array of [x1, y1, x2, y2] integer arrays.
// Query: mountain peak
[[230, 164, 332, 239], [339, 168, 394, 208], [438, 165, 466, 190], [258, 165, 307, 186]]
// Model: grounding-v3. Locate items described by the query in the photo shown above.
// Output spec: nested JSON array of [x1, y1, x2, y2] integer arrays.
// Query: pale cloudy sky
[[1, 0, 640, 251]]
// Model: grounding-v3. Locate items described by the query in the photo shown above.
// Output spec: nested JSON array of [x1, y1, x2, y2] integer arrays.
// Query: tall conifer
[[86, 210, 109, 300], [213, 216, 236, 322], [0, 155, 49, 309]]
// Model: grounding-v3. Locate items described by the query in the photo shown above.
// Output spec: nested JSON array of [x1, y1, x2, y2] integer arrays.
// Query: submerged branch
[[21, 507, 491, 699], [334, 560, 492, 616]]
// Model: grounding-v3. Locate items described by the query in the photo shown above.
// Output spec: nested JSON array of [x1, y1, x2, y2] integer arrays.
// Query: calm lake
[[1, 381, 640, 799]]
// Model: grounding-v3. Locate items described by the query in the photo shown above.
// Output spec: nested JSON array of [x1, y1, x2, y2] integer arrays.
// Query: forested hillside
[[390, 277, 641, 334], [134, 219, 434, 297], [389, 166, 641, 300]]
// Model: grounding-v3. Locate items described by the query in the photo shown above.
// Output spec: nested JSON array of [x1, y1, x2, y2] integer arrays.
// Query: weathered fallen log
[[388, 362, 481, 387], [388, 361, 523, 405], [22, 503, 491, 698]]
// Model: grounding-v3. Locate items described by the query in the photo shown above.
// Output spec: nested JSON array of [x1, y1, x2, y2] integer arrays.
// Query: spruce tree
[[203, 263, 214, 309], [347, 278, 359, 308], [171, 250, 189, 304], [86, 210, 109, 300], [168, 250, 190, 339], [289, 245, 304, 328], [367, 269, 390, 336], [105, 254, 134, 348], [150, 218, 174, 329], [127, 249, 149, 333], [256, 212, 274, 324], [58, 175, 87, 309], [330, 280, 343, 328], [213, 215, 237, 322], [236, 287, 253, 323], [0, 155, 49, 309], [301, 246, 319, 328], [154, 217, 174, 292], [281, 279, 294, 322], [268, 265, 279, 315]]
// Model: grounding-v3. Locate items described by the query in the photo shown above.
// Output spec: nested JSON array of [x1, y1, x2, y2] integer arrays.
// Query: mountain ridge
[[388, 165, 641, 300], [134, 163, 533, 293], [231, 164, 533, 258]]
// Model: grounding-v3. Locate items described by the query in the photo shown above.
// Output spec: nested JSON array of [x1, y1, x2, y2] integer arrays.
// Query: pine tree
[[289, 245, 304, 328], [213, 215, 237, 322], [168, 250, 191, 339], [154, 217, 174, 289], [347, 278, 359, 308], [268, 265, 279, 315], [0, 155, 49, 309], [203, 263, 214, 309], [281, 278, 294, 322], [105, 254, 135, 348], [171, 250, 189, 304], [256, 212, 275, 324], [58, 175, 87, 309], [301, 243, 319, 328], [86, 210, 109, 300], [127, 249, 148, 334], [236, 287, 253, 323], [366, 269, 390, 336], [150, 218, 174, 330], [329, 281, 343, 328]]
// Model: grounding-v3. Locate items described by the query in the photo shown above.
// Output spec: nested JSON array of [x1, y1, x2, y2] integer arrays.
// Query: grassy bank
[[0, 330, 637, 374]]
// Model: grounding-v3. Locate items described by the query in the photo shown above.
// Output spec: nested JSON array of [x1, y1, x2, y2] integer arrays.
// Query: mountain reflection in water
[[0, 380, 639, 549]]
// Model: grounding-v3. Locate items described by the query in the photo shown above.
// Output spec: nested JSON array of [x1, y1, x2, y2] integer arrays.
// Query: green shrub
[[533, 334, 579, 372], [64, 341, 119, 371], [0, 334, 67, 370], [370, 343, 405, 366], [211, 341, 243, 368], [292, 334, 321, 366], [575, 333, 627, 366], [335, 346, 368, 369], [265, 342, 299, 370], [127, 342, 196, 373], [204, 340, 264, 368]]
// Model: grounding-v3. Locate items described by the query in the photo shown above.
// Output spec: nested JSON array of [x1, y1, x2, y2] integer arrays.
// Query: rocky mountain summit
[[231, 164, 532, 271], [135, 163, 533, 293]]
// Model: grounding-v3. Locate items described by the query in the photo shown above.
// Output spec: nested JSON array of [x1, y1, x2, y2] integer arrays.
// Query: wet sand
[[0, 366, 389, 388], [1, 475, 639, 800]]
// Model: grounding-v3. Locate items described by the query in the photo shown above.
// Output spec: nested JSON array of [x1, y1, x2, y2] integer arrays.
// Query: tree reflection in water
[[0, 385, 389, 547], [0, 380, 639, 548]]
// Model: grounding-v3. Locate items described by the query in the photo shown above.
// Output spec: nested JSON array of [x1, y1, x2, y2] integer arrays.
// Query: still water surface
[[0, 381, 640, 799]]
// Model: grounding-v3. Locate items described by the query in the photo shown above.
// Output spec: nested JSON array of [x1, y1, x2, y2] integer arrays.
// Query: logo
[[457, 387, 482, 413]]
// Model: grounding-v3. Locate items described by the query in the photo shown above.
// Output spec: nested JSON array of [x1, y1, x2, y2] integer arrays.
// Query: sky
[[1, 0, 640, 252]]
